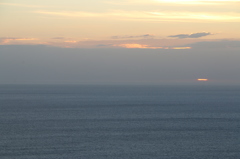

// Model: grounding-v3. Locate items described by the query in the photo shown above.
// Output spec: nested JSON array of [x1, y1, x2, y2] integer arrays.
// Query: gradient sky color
[[1, 0, 240, 48], [0, 0, 240, 85]]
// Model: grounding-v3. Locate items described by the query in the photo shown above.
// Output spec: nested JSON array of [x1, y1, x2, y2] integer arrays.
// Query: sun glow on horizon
[[116, 44, 192, 49], [198, 79, 208, 81]]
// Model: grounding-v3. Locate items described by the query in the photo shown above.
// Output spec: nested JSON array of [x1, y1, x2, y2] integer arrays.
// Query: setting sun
[[198, 79, 208, 81]]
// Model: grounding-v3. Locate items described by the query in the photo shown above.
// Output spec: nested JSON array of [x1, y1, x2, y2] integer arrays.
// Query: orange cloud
[[117, 44, 149, 48], [171, 47, 192, 49], [64, 40, 77, 43], [116, 44, 165, 49], [116, 43, 192, 49], [15, 38, 37, 41], [0, 37, 37, 44]]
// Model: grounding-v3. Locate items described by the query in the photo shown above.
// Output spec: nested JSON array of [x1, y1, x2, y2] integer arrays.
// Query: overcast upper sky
[[0, 0, 240, 84]]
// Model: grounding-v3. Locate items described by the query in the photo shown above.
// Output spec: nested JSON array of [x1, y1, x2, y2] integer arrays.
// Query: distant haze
[[0, 43, 240, 85]]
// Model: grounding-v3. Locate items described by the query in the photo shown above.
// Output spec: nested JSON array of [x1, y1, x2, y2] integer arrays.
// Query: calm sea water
[[0, 85, 240, 159]]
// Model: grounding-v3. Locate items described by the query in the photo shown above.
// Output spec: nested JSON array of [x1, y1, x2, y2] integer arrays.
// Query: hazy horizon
[[1, 0, 240, 85], [1, 42, 240, 85]]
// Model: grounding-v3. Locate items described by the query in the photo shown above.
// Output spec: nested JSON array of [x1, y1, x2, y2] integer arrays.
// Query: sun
[[197, 79, 208, 81]]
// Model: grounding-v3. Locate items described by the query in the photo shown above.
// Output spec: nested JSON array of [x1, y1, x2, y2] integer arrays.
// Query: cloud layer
[[111, 34, 155, 39], [35, 10, 240, 22], [0, 37, 37, 44], [168, 32, 212, 39], [188, 40, 240, 49]]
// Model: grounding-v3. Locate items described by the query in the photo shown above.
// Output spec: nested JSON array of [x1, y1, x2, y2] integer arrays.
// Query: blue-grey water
[[0, 85, 240, 159]]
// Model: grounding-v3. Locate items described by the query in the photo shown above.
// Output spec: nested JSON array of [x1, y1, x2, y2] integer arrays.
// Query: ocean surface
[[0, 85, 240, 159]]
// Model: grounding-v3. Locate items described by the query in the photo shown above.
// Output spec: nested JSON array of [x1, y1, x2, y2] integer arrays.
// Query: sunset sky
[[0, 0, 240, 84], [1, 0, 240, 48]]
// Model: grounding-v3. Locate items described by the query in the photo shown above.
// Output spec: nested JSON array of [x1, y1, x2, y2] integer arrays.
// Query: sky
[[0, 0, 240, 84]]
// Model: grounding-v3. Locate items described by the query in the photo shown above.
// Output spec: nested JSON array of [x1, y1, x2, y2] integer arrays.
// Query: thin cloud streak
[[35, 10, 240, 22], [149, 12, 240, 22], [35, 11, 102, 17], [0, 3, 52, 8], [169, 32, 212, 39], [29, 38, 206, 48], [52, 37, 66, 40], [115, 43, 191, 49], [0, 37, 38, 44], [154, 0, 240, 5], [112, 34, 155, 39], [106, 0, 240, 5]]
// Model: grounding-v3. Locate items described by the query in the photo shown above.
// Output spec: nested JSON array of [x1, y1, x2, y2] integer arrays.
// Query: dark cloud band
[[168, 32, 212, 39]]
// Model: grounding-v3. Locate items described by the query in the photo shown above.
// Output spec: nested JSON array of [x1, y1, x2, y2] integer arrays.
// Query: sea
[[0, 84, 240, 159]]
